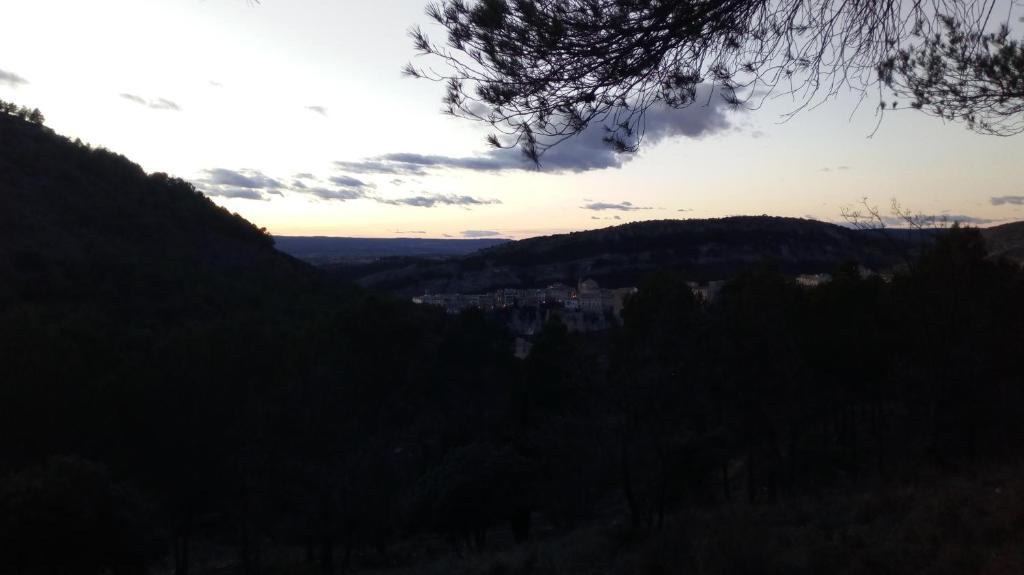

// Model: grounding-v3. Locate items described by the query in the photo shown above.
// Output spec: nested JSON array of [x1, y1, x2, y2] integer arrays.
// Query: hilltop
[[275, 236, 509, 265], [983, 220, 1024, 264], [354, 216, 912, 296], [0, 111, 312, 318]]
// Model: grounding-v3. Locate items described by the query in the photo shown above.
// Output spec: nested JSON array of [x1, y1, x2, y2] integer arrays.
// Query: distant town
[[413, 273, 836, 318]]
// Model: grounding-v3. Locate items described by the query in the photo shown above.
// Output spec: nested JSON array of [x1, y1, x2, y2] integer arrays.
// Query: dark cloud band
[[335, 85, 740, 175]]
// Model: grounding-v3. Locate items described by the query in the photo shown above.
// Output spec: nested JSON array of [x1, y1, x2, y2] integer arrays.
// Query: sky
[[1, 0, 1023, 239]]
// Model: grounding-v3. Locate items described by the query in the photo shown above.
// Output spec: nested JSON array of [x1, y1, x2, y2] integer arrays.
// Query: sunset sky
[[2, 0, 1022, 239]]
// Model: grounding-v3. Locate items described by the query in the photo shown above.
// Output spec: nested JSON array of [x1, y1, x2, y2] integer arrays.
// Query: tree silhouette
[[408, 0, 1019, 162], [879, 15, 1024, 135]]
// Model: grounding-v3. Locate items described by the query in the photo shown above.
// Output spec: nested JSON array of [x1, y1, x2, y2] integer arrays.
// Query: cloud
[[876, 214, 996, 227], [991, 196, 1024, 206], [0, 69, 28, 88], [307, 187, 367, 201], [203, 168, 284, 190], [120, 93, 181, 111], [462, 230, 503, 238], [442, 234, 454, 238], [334, 84, 740, 175], [940, 215, 995, 225], [820, 165, 852, 173], [340, 152, 526, 175], [379, 193, 501, 208], [678, 208, 694, 212], [581, 201, 653, 212], [195, 167, 498, 206], [334, 159, 430, 176], [635, 91, 735, 142], [120, 93, 147, 105], [150, 98, 181, 111], [195, 168, 287, 201], [330, 175, 372, 189], [305, 105, 328, 116], [205, 187, 266, 200], [395, 230, 427, 234]]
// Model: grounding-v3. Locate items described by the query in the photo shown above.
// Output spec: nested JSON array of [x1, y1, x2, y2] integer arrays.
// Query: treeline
[[2, 221, 1022, 575], [0, 98, 44, 125]]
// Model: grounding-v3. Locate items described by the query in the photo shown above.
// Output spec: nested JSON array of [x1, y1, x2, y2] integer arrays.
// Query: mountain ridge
[[345, 217, 1024, 297], [352, 216, 914, 296]]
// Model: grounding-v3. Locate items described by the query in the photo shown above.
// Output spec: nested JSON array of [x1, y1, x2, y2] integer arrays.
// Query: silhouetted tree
[[880, 15, 1024, 135], [409, 0, 1017, 162]]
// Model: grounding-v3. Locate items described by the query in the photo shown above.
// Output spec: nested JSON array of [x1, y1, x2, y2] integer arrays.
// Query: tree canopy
[[407, 0, 1023, 162]]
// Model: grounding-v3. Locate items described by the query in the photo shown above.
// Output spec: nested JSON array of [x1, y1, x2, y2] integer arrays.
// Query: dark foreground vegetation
[[2, 109, 1024, 575]]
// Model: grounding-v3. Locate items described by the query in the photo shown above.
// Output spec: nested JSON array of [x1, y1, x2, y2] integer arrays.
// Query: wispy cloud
[[462, 230, 503, 238], [307, 187, 368, 201], [120, 93, 181, 111], [991, 196, 1024, 206], [330, 175, 372, 189], [196, 168, 500, 209], [940, 215, 995, 225], [820, 165, 852, 173], [581, 201, 653, 212], [120, 93, 147, 106], [0, 68, 28, 88], [337, 152, 522, 175], [379, 193, 502, 208], [305, 105, 328, 116], [195, 168, 287, 201], [203, 168, 284, 190], [876, 213, 996, 227], [150, 98, 181, 111]]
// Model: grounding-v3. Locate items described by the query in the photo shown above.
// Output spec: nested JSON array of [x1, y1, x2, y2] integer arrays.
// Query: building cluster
[[415, 273, 839, 316], [795, 273, 832, 288], [413, 279, 637, 317], [414, 272, 841, 359]]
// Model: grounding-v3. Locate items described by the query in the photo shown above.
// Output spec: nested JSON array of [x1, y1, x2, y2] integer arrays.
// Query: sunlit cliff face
[[2, 0, 1022, 239]]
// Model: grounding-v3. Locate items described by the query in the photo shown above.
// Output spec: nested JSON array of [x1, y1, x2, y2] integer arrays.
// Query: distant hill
[[983, 221, 1024, 264], [353, 217, 915, 297], [275, 236, 509, 265]]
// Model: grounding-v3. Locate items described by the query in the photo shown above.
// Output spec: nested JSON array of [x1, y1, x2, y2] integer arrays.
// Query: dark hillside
[[357, 216, 910, 296], [0, 112, 311, 318], [983, 221, 1024, 264]]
